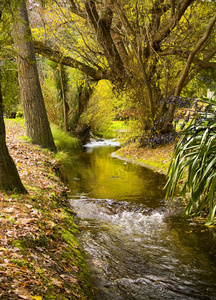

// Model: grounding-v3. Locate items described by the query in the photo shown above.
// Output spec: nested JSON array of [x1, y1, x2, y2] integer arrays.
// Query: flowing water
[[67, 140, 216, 300]]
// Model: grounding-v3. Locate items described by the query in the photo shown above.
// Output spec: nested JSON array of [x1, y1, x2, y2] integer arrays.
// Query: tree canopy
[[30, 0, 216, 139]]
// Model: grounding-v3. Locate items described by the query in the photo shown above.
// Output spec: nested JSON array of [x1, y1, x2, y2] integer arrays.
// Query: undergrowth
[[51, 125, 82, 152]]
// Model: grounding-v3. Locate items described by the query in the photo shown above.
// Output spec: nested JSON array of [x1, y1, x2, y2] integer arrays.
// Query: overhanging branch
[[33, 40, 110, 81], [159, 48, 216, 70]]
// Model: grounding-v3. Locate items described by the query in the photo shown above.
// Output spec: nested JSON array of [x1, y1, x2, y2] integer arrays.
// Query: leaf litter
[[0, 120, 94, 299]]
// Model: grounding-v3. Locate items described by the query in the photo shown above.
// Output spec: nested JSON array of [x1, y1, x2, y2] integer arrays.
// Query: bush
[[16, 111, 24, 118]]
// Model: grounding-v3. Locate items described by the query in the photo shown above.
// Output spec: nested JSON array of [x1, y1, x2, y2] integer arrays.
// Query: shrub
[[166, 98, 216, 225]]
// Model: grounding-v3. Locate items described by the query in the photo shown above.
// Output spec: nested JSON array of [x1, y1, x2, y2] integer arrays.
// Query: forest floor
[[0, 119, 94, 300]]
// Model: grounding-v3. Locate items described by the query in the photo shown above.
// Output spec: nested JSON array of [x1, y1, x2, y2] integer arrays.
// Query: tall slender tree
[[0, 4, 27, 193], [12, 0, 56, 151]]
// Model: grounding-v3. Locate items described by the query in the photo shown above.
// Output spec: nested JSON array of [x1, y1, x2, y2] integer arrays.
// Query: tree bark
[[85, 0, 125, 80], [12, 0, 56, 151], [0, 75, 27, 193], [59, 64, 69, 132]]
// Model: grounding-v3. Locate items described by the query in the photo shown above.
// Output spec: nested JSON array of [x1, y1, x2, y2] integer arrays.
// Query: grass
[[51, 125, 82, 152], [4, 117, 26, 128], [116, 142, 175, 174], [51, 125, 83, 170], [96, 120, 129, 139]]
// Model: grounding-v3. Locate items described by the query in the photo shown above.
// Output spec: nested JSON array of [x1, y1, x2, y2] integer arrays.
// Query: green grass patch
[[51, 125, 82, 152], [54, 151, 76, 168], [51, 125, 83, 169], [5, 117, 26, 128], [97, 121, 129, 139], [22, 135, 33, 143]]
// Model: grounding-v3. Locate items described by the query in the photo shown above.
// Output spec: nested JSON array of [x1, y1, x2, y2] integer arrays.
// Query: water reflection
[[67, 142, 216, 300], [67, 145, 167, 208]]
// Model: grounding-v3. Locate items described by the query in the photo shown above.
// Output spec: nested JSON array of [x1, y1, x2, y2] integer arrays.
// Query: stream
[[67, 140, 216, 300]]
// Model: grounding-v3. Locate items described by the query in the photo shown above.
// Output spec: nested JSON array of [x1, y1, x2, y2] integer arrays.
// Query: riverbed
[[67, 140, 216, 300]]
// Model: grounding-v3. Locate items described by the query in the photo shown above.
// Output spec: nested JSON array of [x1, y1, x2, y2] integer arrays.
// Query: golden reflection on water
[[67, 146, 166, 206]]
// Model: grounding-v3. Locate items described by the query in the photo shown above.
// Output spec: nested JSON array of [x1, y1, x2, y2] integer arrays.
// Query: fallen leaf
[[3, 207, 15, 213], [31, 296, 43, 300], [46, 221, 56, 229], [60, 274, 78, 284], [15, 287, 32, 299], [0, 247, 7, 251], [50, 277, 63, 287], [0, 218, 10, 224], [25, 204, 33, 209], [18, 218, 35, 225]]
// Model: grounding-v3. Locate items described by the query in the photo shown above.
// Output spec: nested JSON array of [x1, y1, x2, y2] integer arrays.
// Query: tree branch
[[175, 12, 216, 95], [152, 0, 195, 50], [159, 48, 216, 70], [68, 0, 87, 18], [33, 41, 110, 81], [85, 0, 125, 79]]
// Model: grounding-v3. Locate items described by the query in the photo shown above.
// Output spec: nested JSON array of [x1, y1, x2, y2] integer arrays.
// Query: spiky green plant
[[166, 99, 216, 225]]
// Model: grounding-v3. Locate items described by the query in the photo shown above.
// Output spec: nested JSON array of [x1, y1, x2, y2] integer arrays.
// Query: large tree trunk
[[0, 78, 27, 193], [12, 0, 56, 151]]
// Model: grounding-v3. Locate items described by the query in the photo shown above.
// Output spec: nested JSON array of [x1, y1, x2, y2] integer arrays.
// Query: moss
[[6, 216, 16, 224], [22, 135, 33, 143], [10, 258, 33, 270], [12, 240, 26, 252]]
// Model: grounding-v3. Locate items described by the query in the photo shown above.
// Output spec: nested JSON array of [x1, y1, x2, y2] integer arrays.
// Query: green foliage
[[54, 151, 75, 170], [5, 117, 25, 127], [1, 60, 20, 114], [166, 98, 216, 225], [0, 3, 21, 115], [42, 60, 85, 130], [100, 121, 128, 139], [22, 135, 33, 143], [46, 60, 69, 101], [182, 69, 216, 99], [51, 124, 82, 152], [78, 80, 110, 132]]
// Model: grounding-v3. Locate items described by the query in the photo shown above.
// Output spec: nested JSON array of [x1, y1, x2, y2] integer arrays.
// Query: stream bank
[[0, 119, 94, 300], [114, 142, 175, 175]]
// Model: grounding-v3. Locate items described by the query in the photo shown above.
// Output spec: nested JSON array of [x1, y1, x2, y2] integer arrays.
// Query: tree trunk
[[0, 77, 27, 193], [12, 0, 56, 151], [70, 82, 93, 132], [85, 0, 125, 80], [59, 64, 69, 132]]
